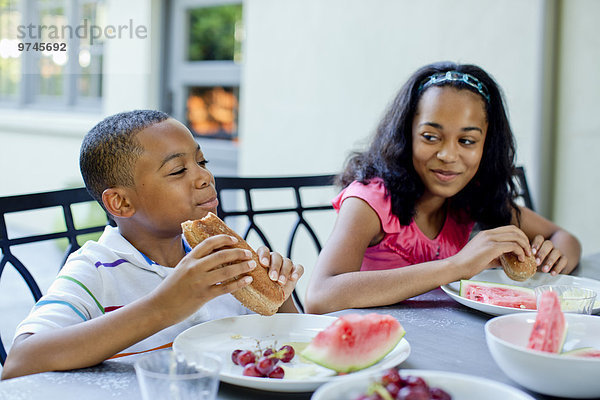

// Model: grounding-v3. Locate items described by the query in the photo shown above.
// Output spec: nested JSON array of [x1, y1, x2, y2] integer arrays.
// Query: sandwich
[[499, 252, 537, 282], [181, 213, 285, 315]]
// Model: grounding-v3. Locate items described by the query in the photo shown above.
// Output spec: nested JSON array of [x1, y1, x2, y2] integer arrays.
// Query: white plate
[[173, 313, 411, 392], [311, 368, 535, 400], [441, 268, 600, 316]]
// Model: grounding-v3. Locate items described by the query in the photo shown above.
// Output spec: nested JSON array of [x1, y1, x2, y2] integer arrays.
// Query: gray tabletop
[[1, 253, 599, 400]]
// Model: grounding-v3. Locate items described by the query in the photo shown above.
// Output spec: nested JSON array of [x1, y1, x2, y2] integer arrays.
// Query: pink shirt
[[332, 178, 475, 271]]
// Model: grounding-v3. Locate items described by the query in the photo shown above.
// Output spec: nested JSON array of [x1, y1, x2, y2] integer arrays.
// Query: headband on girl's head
[[418, 71, 491, 103]]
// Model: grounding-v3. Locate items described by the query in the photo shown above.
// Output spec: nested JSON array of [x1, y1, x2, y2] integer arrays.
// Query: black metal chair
[[0, 174, 337, 365], [0, 169, 534, 365], [214, 174, 337, 313], [0, 188, 113, 365], [514, 166, 534, 211]]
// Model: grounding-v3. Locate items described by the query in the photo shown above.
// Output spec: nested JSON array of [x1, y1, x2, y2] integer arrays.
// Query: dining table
[[1, 252, 599, 400]]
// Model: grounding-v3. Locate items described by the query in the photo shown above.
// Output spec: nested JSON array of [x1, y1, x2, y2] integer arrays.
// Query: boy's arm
[[2, 295, 175, 378], [1, 235, 255, 380]]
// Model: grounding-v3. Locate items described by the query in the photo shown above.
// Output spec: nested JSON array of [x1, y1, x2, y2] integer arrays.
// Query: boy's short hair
[[80, 109, 171, 207]]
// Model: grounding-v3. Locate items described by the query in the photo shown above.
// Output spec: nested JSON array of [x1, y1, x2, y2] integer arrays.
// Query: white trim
[[0, 108, 100, 137]]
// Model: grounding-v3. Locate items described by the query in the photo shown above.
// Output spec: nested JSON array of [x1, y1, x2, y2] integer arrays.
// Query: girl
[[305, 62, 581, 314]]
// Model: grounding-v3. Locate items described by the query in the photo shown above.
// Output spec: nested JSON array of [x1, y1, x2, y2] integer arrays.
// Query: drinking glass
[[134, 350, 221, 400], [534, 285, 597, 314]]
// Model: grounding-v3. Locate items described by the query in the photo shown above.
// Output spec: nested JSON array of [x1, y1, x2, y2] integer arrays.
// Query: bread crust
[[499, 252, 537, 282], [181, 213, 285, 315]]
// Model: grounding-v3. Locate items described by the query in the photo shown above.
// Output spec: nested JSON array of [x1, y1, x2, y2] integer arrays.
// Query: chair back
[[514, 166, 534, 210], [0, 188, 112, 365], [215, 174, 337, 313], [0, 174, 337, 364]]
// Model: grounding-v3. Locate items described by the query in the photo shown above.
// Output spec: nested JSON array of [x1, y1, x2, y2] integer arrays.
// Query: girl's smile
[[412, 86, 488, 201]]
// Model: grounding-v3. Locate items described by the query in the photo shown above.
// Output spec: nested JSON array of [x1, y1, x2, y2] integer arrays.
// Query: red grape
[[396, 386, 430, 400], [263, 348, 275, 357], [242, 363, 263, 377], [236, 350, 256, 367], [386, 382, 401, 397], [256, 356, 277, 375], [429, 388, 452, 400], [381, 368, 401, 386], [352, 369, 452, 400], [267, 365, 285, 379], [231, 349, 243, 365], [406, 375, 427, 389], [278, 345, 295, 362]]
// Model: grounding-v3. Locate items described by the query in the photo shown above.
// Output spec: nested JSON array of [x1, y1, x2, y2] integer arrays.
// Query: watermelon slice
[[459, 280, 536, 309], [527, 291, 567, 353], [301, 313, 405, 373], [561, 347, 600, 358]]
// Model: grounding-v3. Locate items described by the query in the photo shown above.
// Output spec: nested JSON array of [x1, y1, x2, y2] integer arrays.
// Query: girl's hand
[[451, 225, 532, 279], [531, 234, 569, 275], [257, 246, 304, 299]]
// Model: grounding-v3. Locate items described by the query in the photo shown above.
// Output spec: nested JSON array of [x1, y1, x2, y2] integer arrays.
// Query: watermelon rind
[[459, 280, 534, 297], [561, 347, 600, 358], [300, 314, 406, 373], [302, 330, 405, 373]]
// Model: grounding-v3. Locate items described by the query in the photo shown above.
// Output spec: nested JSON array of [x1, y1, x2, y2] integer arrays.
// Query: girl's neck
[[414, 193, 448, 240]]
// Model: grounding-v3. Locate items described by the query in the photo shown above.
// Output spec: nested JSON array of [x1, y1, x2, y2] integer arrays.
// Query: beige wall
[[240, 0, 545, 179], [240, 0, 600, 255], [1, 0, 598, 255], [0, 0, 161, 197], [553, 0, 600, 255]]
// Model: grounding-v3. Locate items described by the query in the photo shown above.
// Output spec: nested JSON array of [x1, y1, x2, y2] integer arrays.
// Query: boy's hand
[[531, 234, 569, 275], [257, 246, 304, 299], [152, 234, 257, 324]]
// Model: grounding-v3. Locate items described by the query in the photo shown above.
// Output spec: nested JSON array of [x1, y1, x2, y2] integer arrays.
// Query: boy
[[2, 110, 303, 379]]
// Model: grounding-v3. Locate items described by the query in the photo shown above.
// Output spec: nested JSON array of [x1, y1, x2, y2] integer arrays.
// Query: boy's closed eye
[[169, 168, 186, 176], [168, 160, 209, 176]]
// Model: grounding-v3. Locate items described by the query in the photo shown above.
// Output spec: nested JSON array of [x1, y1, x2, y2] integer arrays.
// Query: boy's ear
[[102, 188, 135, 218]]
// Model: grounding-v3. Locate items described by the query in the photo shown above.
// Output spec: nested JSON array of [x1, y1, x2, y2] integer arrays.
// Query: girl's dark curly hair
[[338, 61, 519, 229]]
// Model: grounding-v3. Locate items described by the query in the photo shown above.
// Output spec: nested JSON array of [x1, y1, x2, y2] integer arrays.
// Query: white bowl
[[311, 369, 534, 400], [485, 313, 600, 398]]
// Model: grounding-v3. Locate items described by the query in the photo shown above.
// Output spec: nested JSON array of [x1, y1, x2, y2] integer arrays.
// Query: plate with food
[[311, 368, 535, 400], [173, 313, 410, 392], [440, 268, 600, 316]]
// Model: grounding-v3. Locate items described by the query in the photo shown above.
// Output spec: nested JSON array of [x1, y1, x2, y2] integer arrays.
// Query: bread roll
[[499, 252, 537, 282], [181, 213, 285, 315]]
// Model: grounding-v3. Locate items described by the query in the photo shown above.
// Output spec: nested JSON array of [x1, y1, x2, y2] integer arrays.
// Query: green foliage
[[54, 200, 107, 252], [187, 4, 242, 61]]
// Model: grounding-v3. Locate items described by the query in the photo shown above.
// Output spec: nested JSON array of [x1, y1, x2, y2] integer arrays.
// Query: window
[[169, 1, 243, 142], [187, 86, 239, 139], [167, 0, 243, 175], [0, 0, 104, 109], [0, 0, 21, 103]]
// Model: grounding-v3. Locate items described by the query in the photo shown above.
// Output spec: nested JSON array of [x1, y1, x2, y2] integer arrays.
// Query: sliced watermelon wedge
[[561, 347, 600, 358], [301, 313, 405, 373], [459, 280, 536, 310], [527, 291, 567, 353]]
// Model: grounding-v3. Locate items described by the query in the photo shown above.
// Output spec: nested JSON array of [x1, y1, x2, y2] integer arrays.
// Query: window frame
[[166, 0, 242, 175], [3, 0, 104, 111]]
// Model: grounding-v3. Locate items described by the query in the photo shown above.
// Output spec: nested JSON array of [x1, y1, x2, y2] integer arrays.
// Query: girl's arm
[[304, 198, 532, 314], [512, 206, 581, 275]]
